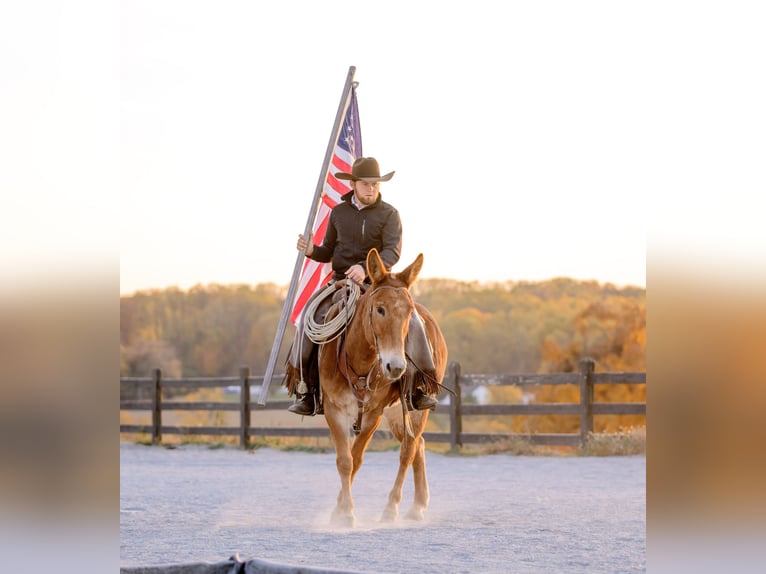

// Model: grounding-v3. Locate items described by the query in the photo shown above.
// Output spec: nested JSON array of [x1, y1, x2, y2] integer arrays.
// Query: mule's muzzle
[[382, 356, 407, 380]]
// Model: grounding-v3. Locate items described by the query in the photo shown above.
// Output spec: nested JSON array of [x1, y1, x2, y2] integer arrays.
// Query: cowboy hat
[[335, 157, 395, 182]]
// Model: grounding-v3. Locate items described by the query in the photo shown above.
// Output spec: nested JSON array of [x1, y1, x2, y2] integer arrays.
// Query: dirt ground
[[120, 442, 645, 573]]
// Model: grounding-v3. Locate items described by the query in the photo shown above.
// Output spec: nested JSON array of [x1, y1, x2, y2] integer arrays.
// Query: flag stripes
[[290, 87, 362, 324]]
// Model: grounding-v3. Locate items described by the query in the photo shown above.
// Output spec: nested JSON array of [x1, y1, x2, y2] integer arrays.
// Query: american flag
[[290, 86, 363, 324]]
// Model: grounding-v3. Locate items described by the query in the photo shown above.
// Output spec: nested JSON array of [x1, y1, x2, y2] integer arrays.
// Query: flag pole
[[257, 65, 357, 406]]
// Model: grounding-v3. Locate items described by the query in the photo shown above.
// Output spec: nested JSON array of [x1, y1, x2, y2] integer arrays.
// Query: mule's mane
[[363, 279, 414, 307], [386, 273, 410, 289], [371, 270, 412, 292]]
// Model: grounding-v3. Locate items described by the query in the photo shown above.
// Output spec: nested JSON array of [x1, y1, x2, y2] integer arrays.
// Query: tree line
[[121, 277, 645, 434], [121, 277, 645, 378]]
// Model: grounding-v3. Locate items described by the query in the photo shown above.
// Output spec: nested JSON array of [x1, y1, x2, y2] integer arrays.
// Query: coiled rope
[[303, 281, 362, 344]]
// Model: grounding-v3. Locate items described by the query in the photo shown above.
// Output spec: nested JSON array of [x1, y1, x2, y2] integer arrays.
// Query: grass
[[121, 426, 646, 457], [453, 437, 561, 456], [581, 426, 646, 456]]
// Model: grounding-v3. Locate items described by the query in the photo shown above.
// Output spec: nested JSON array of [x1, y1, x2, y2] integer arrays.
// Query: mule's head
[[365, 249, 423, 381]]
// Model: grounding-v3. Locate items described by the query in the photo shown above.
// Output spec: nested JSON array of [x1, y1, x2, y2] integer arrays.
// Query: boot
[[288, 392, 318, 415], [410, 387, 438, 411], [286, 288, 333, 416], [286, 372, 324, 416]]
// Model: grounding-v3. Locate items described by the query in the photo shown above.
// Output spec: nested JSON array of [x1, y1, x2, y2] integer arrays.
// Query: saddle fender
[[406, 310, 435, 373]]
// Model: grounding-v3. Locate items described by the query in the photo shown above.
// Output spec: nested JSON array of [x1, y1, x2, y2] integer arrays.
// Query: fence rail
[[119, 358, 645, 450]]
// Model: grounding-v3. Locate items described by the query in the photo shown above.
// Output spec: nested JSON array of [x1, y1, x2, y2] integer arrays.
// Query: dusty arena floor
[[120, 442, 645, 573]]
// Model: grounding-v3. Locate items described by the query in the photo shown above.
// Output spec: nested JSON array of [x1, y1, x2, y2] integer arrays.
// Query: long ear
[[366, 248, 388, 284], [396, 253, 423, 288]]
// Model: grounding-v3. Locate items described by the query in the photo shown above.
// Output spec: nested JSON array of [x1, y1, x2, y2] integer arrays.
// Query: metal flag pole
[[257, 65, 357, 406]]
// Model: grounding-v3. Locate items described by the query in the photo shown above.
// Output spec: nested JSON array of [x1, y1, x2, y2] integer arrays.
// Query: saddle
[[285, 279, 439, 404]]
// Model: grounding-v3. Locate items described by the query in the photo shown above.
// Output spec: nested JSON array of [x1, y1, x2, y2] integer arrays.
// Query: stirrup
[[408, 389, 438, 411], [288, 394, 316, 416], [287, 393, 324, 416]]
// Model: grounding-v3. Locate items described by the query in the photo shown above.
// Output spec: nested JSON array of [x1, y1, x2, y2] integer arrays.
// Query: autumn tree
[[120, 277, 645, 435]]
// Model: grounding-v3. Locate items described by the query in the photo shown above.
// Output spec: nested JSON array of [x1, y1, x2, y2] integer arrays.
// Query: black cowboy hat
[[335, 157, 395, 182]]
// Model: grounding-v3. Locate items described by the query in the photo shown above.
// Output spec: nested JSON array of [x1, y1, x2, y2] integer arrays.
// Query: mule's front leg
[[325, 409, 356, 527], [405, 435, 430, 521], [381, 432, 419, 522], [382, 412, 430, 522], [331, 448, 355, 527], [350, 412, 383, 483]]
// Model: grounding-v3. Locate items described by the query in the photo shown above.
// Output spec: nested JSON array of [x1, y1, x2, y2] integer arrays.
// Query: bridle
[[336, 284, 414, 434], [366, 284, 414, 364]]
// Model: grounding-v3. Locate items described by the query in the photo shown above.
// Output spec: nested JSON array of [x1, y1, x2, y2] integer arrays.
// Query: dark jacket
[[309, 191, 402, 280]]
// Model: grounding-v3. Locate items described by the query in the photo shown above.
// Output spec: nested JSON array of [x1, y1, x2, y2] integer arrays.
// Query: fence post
[[151, 368, 162, 445], [448, 361, 462, 452], [239, 366, 251, 449], [579, 358, 595, 448]]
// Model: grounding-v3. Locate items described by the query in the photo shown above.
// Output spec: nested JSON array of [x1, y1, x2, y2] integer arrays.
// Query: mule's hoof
[[330, 510, 355, 528], [380, 508, 398, 522], [404, 507, 426, 521]]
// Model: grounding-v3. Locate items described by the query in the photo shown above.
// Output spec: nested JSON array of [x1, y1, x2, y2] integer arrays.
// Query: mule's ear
[[397, 253, 423, 288], [366, 248, 388, 284]]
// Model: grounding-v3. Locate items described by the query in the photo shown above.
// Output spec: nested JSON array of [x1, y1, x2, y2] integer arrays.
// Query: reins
[[305, 281, 433, 437], [340, 284, 413, 435], [365, 285, 413, 362]]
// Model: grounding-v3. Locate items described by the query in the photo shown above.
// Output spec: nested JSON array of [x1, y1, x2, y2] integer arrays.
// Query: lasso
[[303, 280, 362, 344]]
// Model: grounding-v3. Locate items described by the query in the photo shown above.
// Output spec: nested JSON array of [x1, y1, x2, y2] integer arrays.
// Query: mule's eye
[[376, 305, 385, 317]]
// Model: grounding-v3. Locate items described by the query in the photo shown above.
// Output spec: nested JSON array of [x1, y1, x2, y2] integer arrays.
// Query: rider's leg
[[406, 311, 438, 411], [285, 288, 338, 416]]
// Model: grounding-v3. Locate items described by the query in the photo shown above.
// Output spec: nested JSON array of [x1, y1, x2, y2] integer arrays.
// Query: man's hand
[[345, 264, 365, 284], [297, 233, 314, 256]]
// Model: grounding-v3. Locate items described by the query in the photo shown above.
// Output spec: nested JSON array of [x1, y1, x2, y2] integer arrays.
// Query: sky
[[119, 0, 654, 295], [2, 1, 764, 297]]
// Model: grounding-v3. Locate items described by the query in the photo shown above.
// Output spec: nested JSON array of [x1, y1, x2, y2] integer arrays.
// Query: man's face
[[352, 180, 380, 206]]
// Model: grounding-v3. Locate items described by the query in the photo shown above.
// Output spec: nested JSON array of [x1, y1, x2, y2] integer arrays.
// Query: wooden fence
[[120, 358, 645, 450]]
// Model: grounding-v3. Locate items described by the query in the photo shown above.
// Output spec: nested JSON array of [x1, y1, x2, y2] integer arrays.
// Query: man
[[285, 156, 438, 416]]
